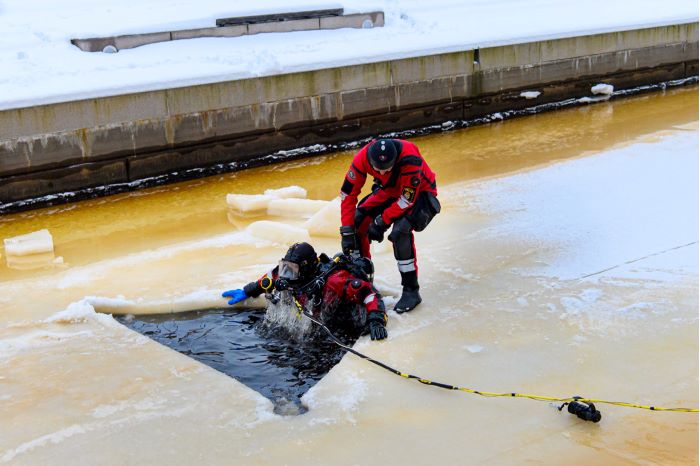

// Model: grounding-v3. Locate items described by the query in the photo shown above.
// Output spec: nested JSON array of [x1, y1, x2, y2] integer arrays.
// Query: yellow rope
[[291, 296, 698, 413]]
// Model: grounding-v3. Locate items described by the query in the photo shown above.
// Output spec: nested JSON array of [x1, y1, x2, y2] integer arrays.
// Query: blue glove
[[222, 288, 247, 305]]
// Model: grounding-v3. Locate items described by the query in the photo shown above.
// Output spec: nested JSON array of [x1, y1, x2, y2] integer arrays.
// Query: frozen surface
[[0, 0, 697, 109], [246, 220, 311, 243], [466, 127, 699, 281], [0, 92, 696, 464]]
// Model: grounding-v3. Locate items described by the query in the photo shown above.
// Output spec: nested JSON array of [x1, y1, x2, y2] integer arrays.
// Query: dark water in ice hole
[[117, 308, 354, 415]]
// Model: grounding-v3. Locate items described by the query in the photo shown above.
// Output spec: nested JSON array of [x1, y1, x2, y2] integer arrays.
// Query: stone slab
[[171, 26, 247, 41], [0, 92, 169, 140], [395, 76, 466, 110], [320, 12, 384, 29], [391, 51, 473, 84], [478, 43, 541, 70], [248, 18, 320, 35], [216, 9, 343, 27], [0, 160, 127, 203], [114, 32, 172, 51], [339, 86, 395, 119]]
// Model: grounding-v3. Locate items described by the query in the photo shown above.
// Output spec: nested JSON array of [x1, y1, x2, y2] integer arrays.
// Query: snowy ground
[[0, 89, 696, 464], [0, 0, 697, 110]]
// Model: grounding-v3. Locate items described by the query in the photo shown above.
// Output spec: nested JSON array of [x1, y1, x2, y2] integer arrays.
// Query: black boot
[[395, 287, 421, 313]]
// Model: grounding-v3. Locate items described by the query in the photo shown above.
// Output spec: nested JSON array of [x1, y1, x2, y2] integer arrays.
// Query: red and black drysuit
[[340, 139, 438, 289], [243, 261, 386, 338]]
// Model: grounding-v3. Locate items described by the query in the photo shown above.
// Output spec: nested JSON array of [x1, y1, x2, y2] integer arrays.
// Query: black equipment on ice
[[565, 399, 602, 423]]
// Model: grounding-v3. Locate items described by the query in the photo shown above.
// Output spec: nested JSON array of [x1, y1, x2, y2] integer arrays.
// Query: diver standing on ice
[[222, 242, 389, 341], [339, 138, 441, 313]]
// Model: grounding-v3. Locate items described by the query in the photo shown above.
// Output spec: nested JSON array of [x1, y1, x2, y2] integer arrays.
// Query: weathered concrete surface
[[1, 22, 697, 206], [71, 12, 384, 52]]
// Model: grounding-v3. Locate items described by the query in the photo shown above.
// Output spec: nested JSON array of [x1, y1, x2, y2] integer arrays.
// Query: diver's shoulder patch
[[401, 186, 416, 203], [348, 169, 356, 180]]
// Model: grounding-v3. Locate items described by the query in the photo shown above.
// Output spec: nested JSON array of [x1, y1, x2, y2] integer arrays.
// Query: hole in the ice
[[117, 308, 356, 416]]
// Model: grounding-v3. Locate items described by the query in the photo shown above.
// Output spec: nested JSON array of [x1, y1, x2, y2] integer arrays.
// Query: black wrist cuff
[[368, 311, 387, 324], [243, 282, 263, 298]]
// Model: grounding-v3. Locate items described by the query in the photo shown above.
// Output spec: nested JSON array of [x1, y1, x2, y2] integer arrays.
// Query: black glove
[[340, 226, 358, 255], [367, 312, 388, 341], [367, 216, 389, 243]]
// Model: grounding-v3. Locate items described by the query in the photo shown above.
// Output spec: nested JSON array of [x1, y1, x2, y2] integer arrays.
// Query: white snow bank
[[4, 229, 54, 256], [304, 197, 342, 237], [246, 221, 310, 244], [0, 1, 696, 110], [267, 198, 329, 218], [520, 91, 541, 99]]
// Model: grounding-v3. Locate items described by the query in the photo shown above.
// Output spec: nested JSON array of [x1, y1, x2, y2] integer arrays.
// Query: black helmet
[[279, 242, 318, 283], [367, 139, 398, 171]]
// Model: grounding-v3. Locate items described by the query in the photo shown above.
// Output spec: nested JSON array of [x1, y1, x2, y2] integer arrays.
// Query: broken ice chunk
[[226, 194, 276, 213], [304, 198, 341, 237], [591, 83, 614, 95], [267, 199, 329, 218], [520, 91, 541, 99], [264, 186, 307, 199], [4, 229, 54, 256]]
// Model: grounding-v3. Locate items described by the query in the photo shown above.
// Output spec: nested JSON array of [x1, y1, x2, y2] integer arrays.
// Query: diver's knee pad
[[388, 218, 414, 259]]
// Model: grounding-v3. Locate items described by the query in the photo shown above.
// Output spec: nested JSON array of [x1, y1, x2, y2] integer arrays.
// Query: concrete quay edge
[[0, 21, 698, 207]]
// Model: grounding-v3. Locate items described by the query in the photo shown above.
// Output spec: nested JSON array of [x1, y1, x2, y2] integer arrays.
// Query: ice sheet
[[246, 220, 310, 244]]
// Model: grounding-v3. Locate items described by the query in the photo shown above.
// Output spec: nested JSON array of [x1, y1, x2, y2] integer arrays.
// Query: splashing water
[[261, 292, 316, 342]]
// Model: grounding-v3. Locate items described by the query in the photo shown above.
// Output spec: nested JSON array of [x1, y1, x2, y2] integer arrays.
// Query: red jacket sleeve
[[243, 267, 278, 297], [339, 147, 369, 226]]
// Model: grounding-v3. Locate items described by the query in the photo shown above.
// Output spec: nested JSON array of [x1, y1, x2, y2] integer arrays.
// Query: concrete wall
[[1, 22, 697, 205]]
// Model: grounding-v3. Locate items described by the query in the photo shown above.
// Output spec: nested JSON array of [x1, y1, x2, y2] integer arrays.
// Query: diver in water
[[222, 242, 388, 341]]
